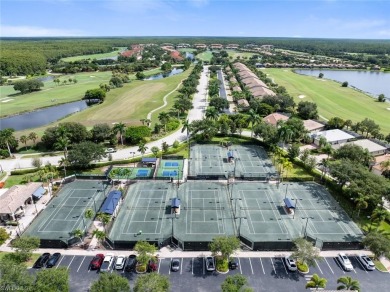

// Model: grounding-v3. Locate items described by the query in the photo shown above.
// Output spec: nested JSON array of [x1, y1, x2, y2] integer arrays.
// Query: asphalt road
[[29, 254, 389, 292]]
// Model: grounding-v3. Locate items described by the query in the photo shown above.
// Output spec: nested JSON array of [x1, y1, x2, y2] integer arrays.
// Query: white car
[[115, 255, 126, 270], [358, 254, 375, 271], [284, 256, 297, 271], [105, 148, 117, 153], [337, 253, 353, 271], [205, 256, 215, 272], [100, 253, 115, 272]]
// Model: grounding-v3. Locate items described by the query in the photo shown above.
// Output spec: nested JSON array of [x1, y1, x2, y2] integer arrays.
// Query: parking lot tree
[[11, 236, 40, 263], [209, 236, 240, 271], [0, 257, 34, 290], [291, 238, 321, 271], [34, 267, 69, 292], [67, 141, 106, 168], [221, 275, 253, 292], [297, 101, 318, 120], [134, 273, 170, 292], [305, 274, 327, 291], [0, 227, 10, 245], [134, 240, 157, 269], [362, 230, 390, 259], [90, 273, 130, 292], [337, 276, 361, 291]]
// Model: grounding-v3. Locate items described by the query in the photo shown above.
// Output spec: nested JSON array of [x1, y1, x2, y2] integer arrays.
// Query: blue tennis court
[[136, 169, 150, 177], [164, 162, 179, 167], [162, 170, 178, 177]]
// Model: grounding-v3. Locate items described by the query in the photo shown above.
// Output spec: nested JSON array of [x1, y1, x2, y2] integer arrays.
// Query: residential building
[[263, 113, 289, 126], [345, 139, 387, 156], [313, 129, 355, 146], [303, 120, 325, 133]]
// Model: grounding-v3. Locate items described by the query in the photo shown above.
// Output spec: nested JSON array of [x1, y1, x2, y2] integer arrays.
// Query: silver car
[[284, 256, 297, 271], [205, 256, 215, 272], [358, 254, 375, 271], [337, 253, 353, 271], [171, 258, 180, 272]]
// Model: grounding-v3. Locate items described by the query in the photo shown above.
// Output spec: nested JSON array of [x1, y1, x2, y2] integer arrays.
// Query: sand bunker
[[298, 95, 305, 99], [1, 99, 14, 103], [387, 108, 390, 111]]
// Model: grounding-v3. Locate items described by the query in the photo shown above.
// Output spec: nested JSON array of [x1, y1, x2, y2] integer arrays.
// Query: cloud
[[188, 0, 209, 7], [378, 29, 390, 37], [0, 25, 85, 37]]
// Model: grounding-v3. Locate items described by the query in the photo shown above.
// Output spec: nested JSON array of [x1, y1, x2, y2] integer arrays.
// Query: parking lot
[[29, 254, 389, 292]]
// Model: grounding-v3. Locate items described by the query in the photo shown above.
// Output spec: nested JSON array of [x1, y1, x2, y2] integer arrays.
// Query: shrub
[[216, 256, 228, 272], [341, 81, 348, 87], [0, 227, 10, 245], [166, 119, 180, 132], [297, 261, 309, 272], [172, 140, 180, 149], [0, 149, 10, 158]]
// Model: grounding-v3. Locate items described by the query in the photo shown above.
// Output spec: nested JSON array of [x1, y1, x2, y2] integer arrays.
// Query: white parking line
[[334, 258, 345, 274], [67, 256, 75, 270], [314, 259, 323, 274], [76, 256, 86, 273], [169, 258, 171, 275], [259, 258, 265, 274], [203, 258, 205, 275], [192, 258, 194, 275], [158, 258, 161, 274], [238, 257, 242, 274], [249, 258, 254, 274], [270, 258, 276, 275], [280, 258, 288, 274], [180, 258, 183, 275], [323, 258, 334, 274], [354, 257, 368, 273], [56, 255, 65, 270]]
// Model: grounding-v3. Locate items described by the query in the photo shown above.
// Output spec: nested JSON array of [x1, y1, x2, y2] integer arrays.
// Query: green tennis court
[[23, 180, 109, 247], [156, 159, 184, 179]]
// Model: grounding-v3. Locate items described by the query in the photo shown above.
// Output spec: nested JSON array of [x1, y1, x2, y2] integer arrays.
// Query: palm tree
[[96, 213, 111, 232], [205, 106, 219, 121], [247, 109, 261, 137], [278, 124, 293, 148], [337, 276, 360, 291], [371, 207, 388, 230], [58, 157, 69, 178], [92, 230, 106, 248], [182, 119, 192, 139], [28, 132, 38, 146], [54, 136, 71, 159], [321, 143, 333, 159], [72, 229, 84, 243], [137, 142, 148, 158], [353, 193, 369, 218], [113, 122, 126, 145], [0, 128, 16, 157], [19, 135, 28, 149], [85, 208, 95, 220], [305, 274, 327, 291], [158, 112, 170, 132], [283, 159, 293, 180]]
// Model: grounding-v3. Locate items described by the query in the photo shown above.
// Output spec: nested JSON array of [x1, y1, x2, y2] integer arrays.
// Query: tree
[[133, 273, 170, 292], [0, 128, 18, 157], [205, 106, 219, 121], [247, 109, 261, 137], [342, 81, 348, 87], [34, 267, 69, 292], [58, 157, 69, 177], [305, 274, 327, 290], [378, 94, 386, 102], [83, 88, 106, 102], [158, 112, 170, 132], [161, 62, 172, 71], [337, 276, 361, 291], [19, 135, 28, 149], [362, 230, 390, 259], [0, 257, 34, 289], [136, 71, 145, 80], [54, 136, 71, 159], [209, 96, 229, 112], [0, 227, 10, 245], [318, 73, 324, 78], [333, 144, 373, 166], [182, 119, 192, 139], [31, 157, 42, 169], [96, 213, 111, 231], [327, 117, 345, 129], [151, 146, 159, 157], [85, 208, 95, 220], [209, 236, 240, 261], [134, 240, 157, 267], [137, 142, 148, 158], [161, 141, 169, 153], [13, 79, 44, 94], [291, 238, 321, 268], [11, 236, 40, 263], [92, 230, 106, 247], [67, 141, 106, 168], [371, 207, 388, 228], [72, 229, 84, 243], [113, 122, 126, 145], [125, 126, 151, 145], [91, 123, 112, 143], [90, 273, 130, 292], [297, 101, 318, 119], [354, 193, 369, 218], [221, 274, 254, 292], [28, 132, 38, 146]]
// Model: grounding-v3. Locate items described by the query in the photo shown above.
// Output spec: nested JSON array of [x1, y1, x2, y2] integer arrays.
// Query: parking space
[[28, 254, 389, 292]]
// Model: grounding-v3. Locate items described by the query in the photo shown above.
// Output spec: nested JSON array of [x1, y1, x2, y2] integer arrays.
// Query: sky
[[1, 0, 389, 39]]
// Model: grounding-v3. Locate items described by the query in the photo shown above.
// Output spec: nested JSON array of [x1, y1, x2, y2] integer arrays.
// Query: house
[[210, 44, 223, 49], [225, 44, 239, 49], [346, 139, 387, 156], [260, 45, 274, 50], [371, 154, 390, 176], [193, 44, 207, 49], [303, 120, 325, 133], [313, 129, 355, 146], [0, 182, 45, 221], [263, 113, 289, 126]]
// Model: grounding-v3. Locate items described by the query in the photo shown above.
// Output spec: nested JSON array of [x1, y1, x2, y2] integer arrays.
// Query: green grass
[[226, 50, 256, 59], [196, 51, 213, 62], [60, 47, 127, 62], [373, 259, 388, 272], [178, 48, 197, 53], [264, 69, 390, 134], [0, 252, 41, 267]]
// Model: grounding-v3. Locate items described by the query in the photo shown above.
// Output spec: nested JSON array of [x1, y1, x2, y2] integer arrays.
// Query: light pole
[[88, 197, 97, 213], [235, 216, 247, 237], [233, 158, 240, 178], [231, 198, 242, 216], [284, 183, 290, 199], [302, 217, 314, 238]]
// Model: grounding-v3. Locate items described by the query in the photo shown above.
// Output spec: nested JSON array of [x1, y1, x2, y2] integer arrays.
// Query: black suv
[[46, 253, 61, 268], [33, 253, 50, 268], [228, 258, 239, 270], [125, 255, 137, 272]]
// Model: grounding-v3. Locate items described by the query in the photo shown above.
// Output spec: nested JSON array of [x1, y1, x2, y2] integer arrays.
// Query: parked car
[[205, 256, 215, 272], [147, 257, 158, 272], [284, 256, 297, 272], [105, 148, 117, 153], [171, 258, 180, 272], [115, 255, 126, 270], [228, 258, 239, 270], [125, 255, 137, 272], [46, 253, 61, 268], [358, 254, 375, 271], [337, 253, 353, 271], [33, 253, 50, 268], [90, 254, 105, 270], [100, 253, 115, 272]]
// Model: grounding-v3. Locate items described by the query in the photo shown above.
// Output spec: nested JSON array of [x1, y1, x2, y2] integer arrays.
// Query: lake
[[145, 68, 184, 80], [295, 69, 390, 100], [0, 100, 88, 131]]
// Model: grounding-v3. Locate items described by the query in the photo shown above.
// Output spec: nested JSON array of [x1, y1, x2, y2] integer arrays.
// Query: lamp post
[[284, 183, 289, 199], [231, 198, 242, 216], [233, 158, 240, 178], [235, 216, 247, 237], [302, 217, 314, 238]]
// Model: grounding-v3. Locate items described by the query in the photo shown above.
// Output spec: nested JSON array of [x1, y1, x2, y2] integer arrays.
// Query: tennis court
[[108, 181, 173, 248], [189, 144, 277, 179], [231, 182, 363, 250], [156, 159, 184, 179], [23, 180, 109, 247]]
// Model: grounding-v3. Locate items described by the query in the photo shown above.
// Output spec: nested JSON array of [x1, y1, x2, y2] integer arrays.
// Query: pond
[[185, 52, 194, 60], [145, 68, 184, 81], [295, 69, 390, 100], [0, 100, 89, 131]]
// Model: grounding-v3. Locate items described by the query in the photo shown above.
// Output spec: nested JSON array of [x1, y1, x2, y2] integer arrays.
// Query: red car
[[90, 254, 105, 270], [147, 258, 158, 272]]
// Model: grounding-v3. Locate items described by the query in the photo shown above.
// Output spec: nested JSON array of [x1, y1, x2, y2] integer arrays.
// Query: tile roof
[[314, 129, 355, 143], [0, 182, 43, 214], [263, 113, 289, 126], [303, 120, 325, 132]]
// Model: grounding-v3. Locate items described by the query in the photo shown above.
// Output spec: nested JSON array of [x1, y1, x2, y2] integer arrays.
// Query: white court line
[[67, 256, 75, 270], [259, 258, 265, 274], [238, 257, 242, 274], [314, 259, 323, 274], [191, 258, 194, 275], [249, 258, 254, 274], [56, 255, 65, 269], [323, 258, 334, 274], [354, 257, 368, 273], [180, 258, 183, 275], [77, 256, 86, 272], [270, 258, 276, 274], [280, 258, 288, 274]]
